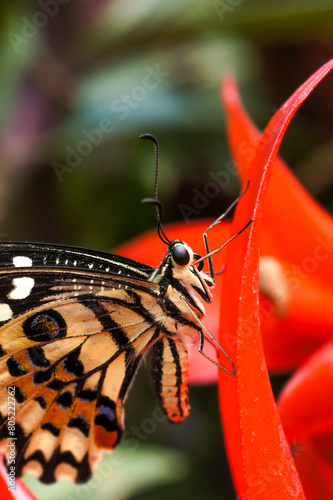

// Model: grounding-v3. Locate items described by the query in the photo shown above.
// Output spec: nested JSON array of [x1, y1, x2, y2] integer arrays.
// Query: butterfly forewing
[[0, 243, 162, 482], [0, 239, 212, 483]]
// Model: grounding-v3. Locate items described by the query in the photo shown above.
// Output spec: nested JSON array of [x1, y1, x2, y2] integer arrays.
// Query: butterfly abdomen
[[151, 336, 189, 423]]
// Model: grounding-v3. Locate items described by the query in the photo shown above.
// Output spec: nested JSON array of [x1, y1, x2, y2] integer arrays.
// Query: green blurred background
[[1, 1, 333, 499]]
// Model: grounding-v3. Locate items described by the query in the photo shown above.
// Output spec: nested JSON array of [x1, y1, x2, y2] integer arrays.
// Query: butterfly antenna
[[140, 133, 171, 245]]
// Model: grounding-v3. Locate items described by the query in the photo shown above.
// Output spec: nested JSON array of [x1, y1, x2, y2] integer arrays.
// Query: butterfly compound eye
[[172, 244, 190, 266]]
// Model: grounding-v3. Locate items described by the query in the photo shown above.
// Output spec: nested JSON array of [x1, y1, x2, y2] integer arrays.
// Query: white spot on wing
[[8, 277, 35, 300], [0, 303, 13, 321], [13, 256, 32, 268]]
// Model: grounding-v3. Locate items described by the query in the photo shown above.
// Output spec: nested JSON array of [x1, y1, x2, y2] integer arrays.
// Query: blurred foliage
[[24, 444, 189, 500], [0, 0, 333, 499]]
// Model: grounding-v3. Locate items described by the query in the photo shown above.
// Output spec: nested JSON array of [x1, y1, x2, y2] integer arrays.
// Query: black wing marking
[[0, 240, 163, 482], [0, 241, 158, 327], [0, 285, 160, 483], [0, 241, 154, 279]]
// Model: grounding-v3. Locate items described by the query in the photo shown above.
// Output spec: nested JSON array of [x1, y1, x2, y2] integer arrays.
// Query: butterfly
[[0, 134, 250, 484]]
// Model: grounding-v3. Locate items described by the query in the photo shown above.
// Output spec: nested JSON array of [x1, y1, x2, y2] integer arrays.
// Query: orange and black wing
[[0, 242, 160, 483]]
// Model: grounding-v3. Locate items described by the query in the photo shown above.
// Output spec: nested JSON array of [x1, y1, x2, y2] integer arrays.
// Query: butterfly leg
[[180, 297, 235, 376]]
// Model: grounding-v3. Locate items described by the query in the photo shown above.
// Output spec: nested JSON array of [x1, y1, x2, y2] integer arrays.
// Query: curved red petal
[[291, 436, 333, 500], [0, 472, 14, 500], [222, 70, 333, 371], [278, 342, 333, 499], [262, 276, 333, 371], [0, 459, 37, 500], [278, 340, 333, 442], [218, 60, 333, 498], [222, 75, 333, 287]]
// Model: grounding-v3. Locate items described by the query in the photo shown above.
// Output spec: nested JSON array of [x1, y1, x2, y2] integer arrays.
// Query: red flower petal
[[222, 75, 333, 281], [0, 470, 14, 500], [261, 276, 333, 371], [218, 60, 333, 498], [289, 436, 333, 500], [222, 72, 333, 371], [278, 341, 333, 499], [278, 340, 333, 442], [0, 459, 37, 500]]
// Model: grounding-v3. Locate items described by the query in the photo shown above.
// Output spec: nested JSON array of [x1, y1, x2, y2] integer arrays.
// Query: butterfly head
[[150, 239, 213, 319], [171, 239, 213, 290]]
